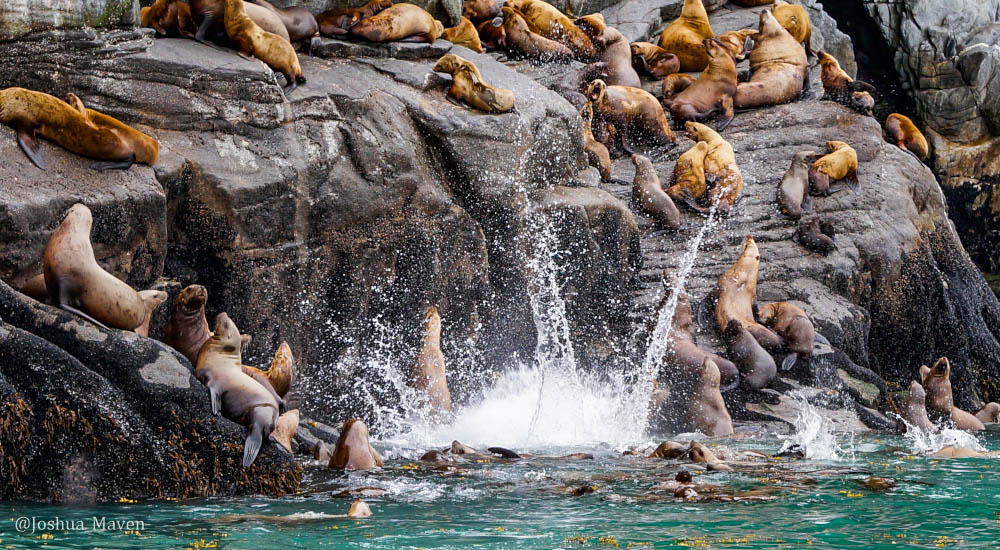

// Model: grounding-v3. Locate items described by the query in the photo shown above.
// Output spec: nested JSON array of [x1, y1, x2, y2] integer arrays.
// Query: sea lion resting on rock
[[432, 54, 514, 114], [464, 0, 500, 22], [685, 358, 735, 437], [505, 0, 595, 60], [666, 141, 709, 205], [442, 16, 484, 52], [224, 0, 305, 91], [408, 305, 453, 417], [710, 235, 782, 352], [586, 79, 676, 153], [776, 150, 817, 219], [248, 0, 318, 43], [734, 9, 807, 109], [349, 3, 443, 43], [631, 154, 680, 230], [817, 51, 875, 103], [630, 42, 679, 78], [581, 102, 612, 181], [792, 218, 836, 254], [196, 313, 280, 467], [330, 419, 384, 470], [317, 0, 391, 36], [809, 140, 858, 195], [920, 358, 984, 431], [574, 14, 640, 88], [850, 91, 874, 117], [724, 319, 777, 390], [500, 7, 573, 62], [756, 301, 815, 370], [271, 408, 299, 453], [885, 113, 928, 162], [715, 28, 755, 62], [667, 38, 737, 130], [682, 122, 742, 214], [162, 284, 252, 365], [657, 0, 714, 72], [242, 341, 296, 398], [661, 74, 696, 101], [771, 0, 812, 54], [901, 381, 936, 433], [476, 17, 507, 49], [0, 87, 158, 170], [190, 0, 289, 43], [141, 0, 196, 37]]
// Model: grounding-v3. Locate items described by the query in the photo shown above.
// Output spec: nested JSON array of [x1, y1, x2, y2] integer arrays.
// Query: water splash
[[779, 392, 853, 461], [894, 415, 984, 455]]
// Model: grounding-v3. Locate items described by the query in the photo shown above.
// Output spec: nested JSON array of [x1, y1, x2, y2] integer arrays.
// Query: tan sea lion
[[574, 14, 640, 88], [190, 0, 290, 43], [920, 358, 953, 425], [464, 0, 500, 22], [715, 28, 755, 61], [792, 217, 836, 254], [330, 418, 384, 470], [734, 9, 807, 109], [817, 50, 875, 101], [242, 341, 296, 398], [432, 54, 514, 113], [195, 312, 280, 467], [141, 0, 197, 37], [41, 204, 146, 330], [666, 140, 709, 204], [271, 408, 299, 453], [317, 0, 392, 36], [901, 381, 936, 433], [1, 88, 158, 170], [689, 441, 733, 471], [135, 289, 169, 338], [349, 3, 443, 43], [504, 0, 595, 59], [313, 441, 333, 463], [442, 16, 484, 52], [952, 407, 985, 431], [930, 446, 987, 459], [975, 402, 1000, 424], [712, 235, 782, 351], [500, 6, 573, 61], [661, 73, 696, 101], [756, 301, 814, 370], [885, 113, 928, 162], [682, 122, 742, 214], [657, 0, 714, 72], [771, 0, 812, 53], [724, 319, 777, 390], [631, 154, 680, 230], [648, 440, 687, 459], [581, 102, 612, 182], [586, 79, 676, 153], [409, 305, 453, 416], [667, 38, 737, 130], [224, 0, 305, 91], [630, 42, 679, 78], [248, 0, 318, 43], [776, 150, 817, 219], [809, 140, 858, 195], [685, 358, 735, 437]]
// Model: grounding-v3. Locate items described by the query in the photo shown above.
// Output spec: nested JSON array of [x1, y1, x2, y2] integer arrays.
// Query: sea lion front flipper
[[207, 382, 222, 415], [243, 420, 265, 467], [801, 193, 813, 213], [488, 446, 521, 459], [848, 80, 876, 94], [16, 127, 45, 170], [91, 154, 135, 172], [59, 303, 109, 330], [781, 353, 798, 371], [696, 288, 719, 329], [900, 146, 924, 164], [715, 96, 734, 131]]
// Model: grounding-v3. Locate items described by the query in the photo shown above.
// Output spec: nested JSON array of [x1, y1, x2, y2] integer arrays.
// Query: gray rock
[[0, 0, 139, 39]]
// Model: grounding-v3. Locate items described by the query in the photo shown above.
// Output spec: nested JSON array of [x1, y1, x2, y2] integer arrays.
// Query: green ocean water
[[2, 428, 998, 550]]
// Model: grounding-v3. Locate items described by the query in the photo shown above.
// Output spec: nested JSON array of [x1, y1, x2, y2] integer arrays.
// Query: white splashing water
[[893, 415, 984, 455], [780, 392, 853, 461]]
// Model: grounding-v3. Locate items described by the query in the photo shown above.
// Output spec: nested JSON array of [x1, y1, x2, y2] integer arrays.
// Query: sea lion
[[141, 0, 196, 37], [731, 0, 774, 5], [500, 6, 573, 62], [724, 319, 777, 390], [712, 235, 783, 351], [420, 449, 453, 463], [776, 150, 817, 219], [0, 87, 158, 170], [432, 54, 514, 114], [317, 0, 391, 37], [657, 0, 714, 72], [504, 0, 595, 59], [242, 341, 296, 398], [464, 0, 500, 22], [162, 284, 252, 366], [442, 16, 484, 52], [271, 408, 299, 453], [734, 9, 807, 109], [313, 441, 333, 463], [630, 42, 680, 78], [451, 440, 480, 454], [248, 0, 318, 43], [900, 381, 935, 433], [756, 301, 814, 370], [195, 312, 280, 467], [715, 28, 755, 62], [685, 358, 735, 437], [348, 3, 443, 43], [135, 289, 169, 338], [667, 38, 737, 130], [666, 141, 709, 211], [224, 0, 305, 91], [581, 102, 612, 181], [41, 204, 146, 330], [585, 79, 677, 153], [952, 407, 986, 431], [850, 91, 874, 117], [409, 305, 453, 417], [190, 0, 290, 44], [817, 50, 875, 102], [330, 419, 384, 470], [19, 273, 49, 303], [688, 441, 733, 471], [808, 140, 858, 195], [682, 122, 742, 214], [661, 73, 696, 101], [885, 113, 929, 162], [648, 440, 687, 459], [631, 154, 680, 230], [771, 0, 812, 53], [792, 217, 836, 254], [930, 446, 987, 459], [574, 14, 640, 88], [975, 402, 1000, 424], [476, 17, 506, 49], [920, 358, 953, 425]]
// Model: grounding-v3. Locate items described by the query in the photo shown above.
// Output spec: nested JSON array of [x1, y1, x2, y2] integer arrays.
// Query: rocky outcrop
[[0, 0, 139, 39]]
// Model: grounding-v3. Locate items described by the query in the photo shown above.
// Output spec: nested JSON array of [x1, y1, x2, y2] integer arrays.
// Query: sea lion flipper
[[848, 80, 876, 94], [801, 193, 813, 212], [781, 353, 797, 371], [208, 383, 222, 415], [715, 96, 735, 131], [696, 288, 719, 329], [846, 172, 860, 194], [16, 127, 45, 170], [60, 303, 109, 329], [90, 154, 136, 172], [243, 423, 264, 467]]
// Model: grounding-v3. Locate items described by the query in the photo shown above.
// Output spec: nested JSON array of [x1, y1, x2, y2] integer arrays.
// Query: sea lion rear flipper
[[801, 193, 813, 212], [208, 383, 222, 415], [848, 80, 876, 94], [696, 288, 719, 329], [91, 154, 135, 172], [488, 446, 521, 459], [781, 353, 798, 371], [900, 146, 923, 164], [16, 127, 45, 170], [846, 172, 860, 194], [715, 96, 734, 131]]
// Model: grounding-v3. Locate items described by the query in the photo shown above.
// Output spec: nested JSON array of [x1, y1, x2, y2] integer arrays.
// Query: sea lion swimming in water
[[756, 301, 815, 370], [919, 358, 984, 430], [657, 0, 714, 72], [330, 419, 384, 470], [685, 358, 735, 437], [900, 381, 935, 433], [688, 441, 732, 471]]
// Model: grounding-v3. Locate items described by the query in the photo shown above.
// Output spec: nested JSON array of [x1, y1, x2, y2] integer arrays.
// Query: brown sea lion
[[792, 217, 836, 253], [713, 235, 782, 351], [41, 204, 146, 330], [682, 122, 742, 214], [724, 320, 777, 390], [409, 305, 453, 417], [631, 154, 680, 230], [657, 0, 714, 72], [630, 42, 680, 78], [920, 358, 953, 425], [586, 79, 677, 153], [809, 140, 858, 195], [1, 88, 158, 170], [686, 358, 735, 437], [885, 113, 929, 162], [756, 301, 814, 370], [581, 102, 612, 181], [190, 0, 290, 44], [330, 418, 384, 470], [242, 341, 296, 398], [195, 312, 280, 467], [975, 402, 1000, 424], [163, 284, 252, 365], [432, 53, 514, 113], [771, 0, 812, 53], [667, 38, 737, 130], [442, 16, 484, 52], [272, 408, 299, 453], [574, 14, 640, 88], [817, 50, 875, 101], [500, 6, 573, 61], [689, 441, 733, 471], [18, 273, 49, 303], [648, 440, 687, 459], [666, 141, 709, 205], [715, 28, 755, 62], [734, 9, 807, 109], [476, 16, 506, 49], [901, 381, 936, 433], [224, 0, 305, 91], [661, 73, 696, 101], [141, 0, 197, 37], [776, 150, 817, 219], [505, 0, 595, 59], [464, 0, 500, 22], [952, 407, 986, 431], [349, 3, 443, 43], [731, 0, 774, 5], [248, 0, 318, 43], [850, 91, 874, 117], [135, 290, 169, 338], [317, 0, 392, 37]]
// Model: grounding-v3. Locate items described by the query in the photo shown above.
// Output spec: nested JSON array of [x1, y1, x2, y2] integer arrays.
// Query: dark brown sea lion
[[657, 0, 714, 72], [224, 0, 305, 91], [776, 150, 817, 219], [809, 140, 858, 195], [317, 0, 392, 37], [463, 0, 499, 22], [574, 14, 640, 88], [734, 9, 807, 109], [666, 140, 709, 205], [667, 38, 737, 130], [712, 235, 783, 352], [349, 3, 444, 43], [432, 54, 515, 113], [408, 305, 453, 417], [272, 408, 299, 453], [500, 6, 573, 62], [141, 0, 197, 37], [631, 154, 680, 230], [685, 358, 735, 436], [442, 16, 484, 52], [630, 42, 680, 78], [163, 284, 252, 365], [661, 73, 696, 101], [505, 0, 595, 59], [136, 289, 169, 338], [476, 17, 506, 49], [975, 403, 1000, 424], [248, 0, 318, 43], [792, 217, 836, 254], [586, 79, 677, 153], [901, 381, 935, 433], [648, 440, 687, 459], [682, 122, 742, 214], [195, 312, 280, 467], [190, 0, 290, 44], [581, 102, 612, 181], [885, 113, 929, 162], [330, 419, 384, 470], [724, 320, 777, 390], [42, 204, 146, 330], [756, 301, 814, 370], [771, 0, 812, 53]]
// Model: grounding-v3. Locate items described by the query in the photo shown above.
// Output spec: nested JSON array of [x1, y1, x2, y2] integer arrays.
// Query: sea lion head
[[688, 440, 719, 464], [139, 289, 168, 312], [738, 234, 759, 260], [700, 358, 721, 389], [432, 53, 461, 74], [585, 79, 608, 104], [851, 91, 875, 116], [793, 150, 819, 164], [703, 37, 728, 60], [630, 153, 649, 170], [580, 101, 594, 122], [908, 381, 926, 406], [423, 304, 442, 337], [757, 8, 782, 36], [347, 499, 372, 518], [929, 357, 950, 379], [756, 302, 778, 325], [211, 312, 242, 354], [826, 140, 850, 152], [176, 284, 208, 312], [817, 50, 837, 67], [64, 203, 93, 231]]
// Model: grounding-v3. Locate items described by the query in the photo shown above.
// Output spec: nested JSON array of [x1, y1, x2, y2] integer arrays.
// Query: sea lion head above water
[[330, 418, 384, 470]]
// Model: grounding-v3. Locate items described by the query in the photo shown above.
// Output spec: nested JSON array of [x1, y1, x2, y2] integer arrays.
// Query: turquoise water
[[3, 428, 999, 549]]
